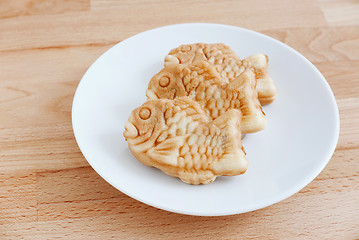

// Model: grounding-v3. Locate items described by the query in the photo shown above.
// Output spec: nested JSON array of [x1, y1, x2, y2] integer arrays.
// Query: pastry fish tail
[[228, 69, 267, 133], [243, 54, 277, 105], [210, 109, 248, 176]]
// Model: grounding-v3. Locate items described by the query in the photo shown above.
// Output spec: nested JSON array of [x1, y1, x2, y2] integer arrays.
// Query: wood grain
[[0, 0, 326, 52], [262, 26, 359, 63], [0, 0, 90, 19], [0, 0, 358, 239], [319, 0, 359, 26]]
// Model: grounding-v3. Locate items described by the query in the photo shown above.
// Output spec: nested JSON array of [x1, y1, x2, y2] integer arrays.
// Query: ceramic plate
[[72, 23, 339, 216]]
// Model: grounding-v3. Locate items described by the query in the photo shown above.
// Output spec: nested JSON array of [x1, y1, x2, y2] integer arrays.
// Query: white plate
[[72, 23, 339, 216]]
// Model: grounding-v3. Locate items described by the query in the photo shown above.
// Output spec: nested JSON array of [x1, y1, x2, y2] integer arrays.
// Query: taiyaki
[[146, 61, 267, 133], [164, 43, 277, 105], [123, 97, 248, 184]]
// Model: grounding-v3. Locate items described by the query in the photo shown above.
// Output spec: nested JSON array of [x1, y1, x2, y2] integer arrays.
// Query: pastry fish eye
[[159, 76, 170, 87], [139, 107, 151, 120]]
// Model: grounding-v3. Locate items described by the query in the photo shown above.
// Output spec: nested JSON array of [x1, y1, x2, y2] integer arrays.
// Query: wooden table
[[1, 0, 358, 239]]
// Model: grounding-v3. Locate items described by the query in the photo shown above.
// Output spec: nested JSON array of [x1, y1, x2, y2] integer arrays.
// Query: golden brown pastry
[[146, 61, 266, 133], [123, 97, 248, 185], [164, 43, 277, 105]]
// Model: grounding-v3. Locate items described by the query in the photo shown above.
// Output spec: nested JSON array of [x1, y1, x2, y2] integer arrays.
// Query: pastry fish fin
[[189, 61, 223, 84], [174, 97, 210, 121], [243, 54, 268, 73], [192, 49, 207, 63], [212, 109, 241, 130], [146, 136, 185, 166], [174, 96, 200, 107], [227, 69, 256, 90], [179, 169, 216, 185], [211, 110, 248, 175]]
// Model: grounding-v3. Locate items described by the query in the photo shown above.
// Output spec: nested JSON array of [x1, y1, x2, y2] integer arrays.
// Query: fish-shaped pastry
[[123, 97, 248, 185], [146, 61, 267, 133], [164, 43, 277, 105]]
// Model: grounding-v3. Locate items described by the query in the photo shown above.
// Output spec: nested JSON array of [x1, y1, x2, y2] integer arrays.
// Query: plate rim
[[72, 23, 340, 216]]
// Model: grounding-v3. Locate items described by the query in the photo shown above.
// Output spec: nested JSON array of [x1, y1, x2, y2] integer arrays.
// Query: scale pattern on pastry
[[146, 61, 266, 133], [164, 43, 277, 105], [123, 97, 248, 184]]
